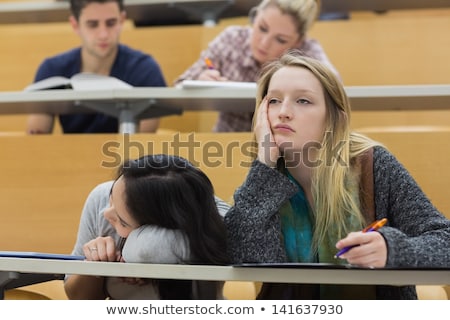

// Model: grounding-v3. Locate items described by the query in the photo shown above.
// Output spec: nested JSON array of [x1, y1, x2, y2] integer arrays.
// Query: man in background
[[27, 0, 166, 134]]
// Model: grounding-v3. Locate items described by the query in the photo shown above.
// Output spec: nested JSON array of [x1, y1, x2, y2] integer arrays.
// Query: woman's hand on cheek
[[83, 236, 118, 262], [255, 97, 279, 167]]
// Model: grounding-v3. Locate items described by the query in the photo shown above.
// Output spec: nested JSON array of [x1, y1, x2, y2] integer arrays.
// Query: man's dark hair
[[70, 0, 124, 20]]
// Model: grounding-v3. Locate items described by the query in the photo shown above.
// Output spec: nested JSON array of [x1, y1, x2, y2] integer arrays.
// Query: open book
[[24, 73, 133, 91]]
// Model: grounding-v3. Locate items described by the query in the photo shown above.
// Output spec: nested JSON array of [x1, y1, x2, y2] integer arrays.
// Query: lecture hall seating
[[0, 130, 449, 299], [1, 8, 450, 132], [0, 3, 449, 299]]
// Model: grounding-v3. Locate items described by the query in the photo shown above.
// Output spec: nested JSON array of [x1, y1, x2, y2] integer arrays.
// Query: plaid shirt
[[175, 26, 339, 132]]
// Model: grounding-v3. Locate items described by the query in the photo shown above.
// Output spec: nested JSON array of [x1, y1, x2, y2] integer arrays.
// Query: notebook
[[0, 251, 85, 260]]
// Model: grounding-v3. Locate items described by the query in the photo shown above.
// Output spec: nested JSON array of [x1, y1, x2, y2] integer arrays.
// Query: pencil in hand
[[334, 218, 388, 258], [204, 57, 215, 70]]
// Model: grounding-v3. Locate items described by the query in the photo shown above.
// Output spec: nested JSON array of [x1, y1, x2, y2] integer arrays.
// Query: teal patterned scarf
[[280, 171, 345, 264], [279, 171, 376, 299], [280, 172, 314, 262]]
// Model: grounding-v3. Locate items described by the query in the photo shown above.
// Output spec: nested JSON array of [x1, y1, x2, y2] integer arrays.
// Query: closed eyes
[[258, 25, 289, 44]]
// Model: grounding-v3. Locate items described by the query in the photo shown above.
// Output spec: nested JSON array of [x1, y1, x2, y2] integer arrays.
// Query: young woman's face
[[266, 66, 327, 158], [103, 176, 140, 238], [250, 6, 301, 64]]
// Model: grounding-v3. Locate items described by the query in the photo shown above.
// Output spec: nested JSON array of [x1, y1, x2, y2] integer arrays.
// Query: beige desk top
[[0, 84, 449, 133], [1, 257, 449, 286], [0, 84, 449, 112]]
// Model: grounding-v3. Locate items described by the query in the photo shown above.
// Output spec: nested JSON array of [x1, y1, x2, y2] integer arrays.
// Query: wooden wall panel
[[0, 133, 252, 253]]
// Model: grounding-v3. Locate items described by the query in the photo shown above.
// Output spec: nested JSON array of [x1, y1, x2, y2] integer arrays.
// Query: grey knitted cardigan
[[225, 146, 450, 299]]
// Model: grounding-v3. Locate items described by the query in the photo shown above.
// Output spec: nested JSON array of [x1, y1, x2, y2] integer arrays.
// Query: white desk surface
[[0, 257, 449, 286], [0, 85, 449, 134], [0, 84, 450, 115]]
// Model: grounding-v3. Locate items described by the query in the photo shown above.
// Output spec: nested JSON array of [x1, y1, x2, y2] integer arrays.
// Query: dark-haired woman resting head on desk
[[224, 51, 450, 299], [65, 154, 229, 299]]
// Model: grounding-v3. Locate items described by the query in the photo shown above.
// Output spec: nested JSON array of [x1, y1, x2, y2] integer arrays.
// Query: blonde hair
[[250, 0, 321, 36], [254, 50, 383, 250]]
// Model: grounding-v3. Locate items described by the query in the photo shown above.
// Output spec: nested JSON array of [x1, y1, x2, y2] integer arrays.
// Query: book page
[[24, 76, 71, 91], [176, 80, 257, 90], [0, 250, 85, 260], [70, 73, 133, 91]]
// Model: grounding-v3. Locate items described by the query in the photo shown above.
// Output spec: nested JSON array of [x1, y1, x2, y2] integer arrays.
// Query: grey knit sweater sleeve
[[373, 146, 450, 268], [225, 160, 298, 263]]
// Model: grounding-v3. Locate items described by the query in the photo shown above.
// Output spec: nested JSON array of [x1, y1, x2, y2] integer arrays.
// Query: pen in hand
[[202, 57, 228, 81], [334, 218, 388, 258], [204, 57, 215, 70]]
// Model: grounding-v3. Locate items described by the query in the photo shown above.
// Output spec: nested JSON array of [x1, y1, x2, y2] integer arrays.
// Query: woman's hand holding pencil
[[197, 57, 228, 81], [335, 218, 388, 268]]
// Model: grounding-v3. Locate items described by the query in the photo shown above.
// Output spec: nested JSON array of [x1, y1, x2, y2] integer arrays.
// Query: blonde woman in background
[[175, 0, 338, 132]]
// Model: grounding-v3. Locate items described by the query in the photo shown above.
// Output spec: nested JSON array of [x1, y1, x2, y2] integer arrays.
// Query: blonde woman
[[224, 51, 450, 299], [175, 0, 337, 132]]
